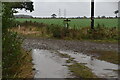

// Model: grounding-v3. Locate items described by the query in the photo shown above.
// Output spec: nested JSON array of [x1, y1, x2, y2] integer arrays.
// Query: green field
[[16, 18, 118, 29]]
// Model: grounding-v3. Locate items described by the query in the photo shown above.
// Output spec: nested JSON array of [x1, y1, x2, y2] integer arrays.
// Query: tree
[[2, 1, 34, 78], [114, 10, 119, 18], [2, 2, 34, 29], [97, 16, 100, 19], [101, 16, 106, 18], [83, 16, 87, 19], [51, 14, 57, 18]]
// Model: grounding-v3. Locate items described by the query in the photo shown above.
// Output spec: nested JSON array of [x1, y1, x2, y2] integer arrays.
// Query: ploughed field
[[16, 18, 118, 29]]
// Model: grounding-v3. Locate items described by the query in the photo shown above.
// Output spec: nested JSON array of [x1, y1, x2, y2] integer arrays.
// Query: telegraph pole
[[59, 9, 61, 18], [91, 0, 94, 29], [64, 9, 66, 18]]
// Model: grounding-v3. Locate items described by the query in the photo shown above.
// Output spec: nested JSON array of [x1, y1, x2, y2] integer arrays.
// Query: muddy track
[[22, 37, 118, 78], [22, 37, 118, 54]]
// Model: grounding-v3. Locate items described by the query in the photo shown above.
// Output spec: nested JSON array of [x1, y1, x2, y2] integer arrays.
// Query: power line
[[58, 8, 61, 18], [64, 9, 66, 18]]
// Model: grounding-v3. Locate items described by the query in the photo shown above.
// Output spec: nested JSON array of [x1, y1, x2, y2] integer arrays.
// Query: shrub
[[2, 31, 23, 78], [51, 25, 62, 38], [19, 22, 119, 41]]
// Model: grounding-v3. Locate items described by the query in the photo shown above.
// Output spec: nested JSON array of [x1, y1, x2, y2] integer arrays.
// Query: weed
[[2, 31, 33, 78], [68, 63, 97, 78], [58, 53, 70, 58], [14, 21, 119, 41], [88, 50, 119, 64]]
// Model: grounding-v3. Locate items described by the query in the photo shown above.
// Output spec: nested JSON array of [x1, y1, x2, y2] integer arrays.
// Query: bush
[[46, 24, 68, 38], [19, 22, 119, 41], [51, 25, 62, 38], [2, 31, 23, 78]]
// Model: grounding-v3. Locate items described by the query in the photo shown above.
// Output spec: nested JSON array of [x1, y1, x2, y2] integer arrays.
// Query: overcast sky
[[15, 0, 119, 17]]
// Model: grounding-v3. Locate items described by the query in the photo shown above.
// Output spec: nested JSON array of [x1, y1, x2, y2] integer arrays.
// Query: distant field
[[16, 18, 118, 29]]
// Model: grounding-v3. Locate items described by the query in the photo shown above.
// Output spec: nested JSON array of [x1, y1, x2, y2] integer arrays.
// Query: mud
[[23, 38, 118, 53], [22, 37, 119, 78]]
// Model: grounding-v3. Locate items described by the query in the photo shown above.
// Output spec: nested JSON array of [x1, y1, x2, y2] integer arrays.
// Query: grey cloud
[[15, 2, 118, 17]]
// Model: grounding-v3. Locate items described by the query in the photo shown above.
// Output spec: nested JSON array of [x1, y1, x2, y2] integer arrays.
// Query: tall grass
[[19, 21, 119, 41]]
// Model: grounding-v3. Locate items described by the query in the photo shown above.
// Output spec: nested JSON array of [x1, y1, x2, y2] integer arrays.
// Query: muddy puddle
[[32, 49, 118, 78], [59, 50, 118, 78], [32, 49, 72, 78]]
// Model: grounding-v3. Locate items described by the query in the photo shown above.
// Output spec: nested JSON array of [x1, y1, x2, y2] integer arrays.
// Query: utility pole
[[91, 0, 94, 29], [64, 9, 66, 18], [59, 9, 61, 18]]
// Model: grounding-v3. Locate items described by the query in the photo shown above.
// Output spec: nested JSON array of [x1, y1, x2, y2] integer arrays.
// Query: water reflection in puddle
[[32, 49, 71, 78], [59, 50, 118, 78], [32, 49, 118, 78]]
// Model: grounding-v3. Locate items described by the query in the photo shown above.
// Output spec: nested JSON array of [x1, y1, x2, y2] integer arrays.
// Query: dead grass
[[10, 26, 40, 35], [10, 26, 52, 38], [14, 48, 34, 78], [58, 53, 71, 58], [88, 50, 119, 64]]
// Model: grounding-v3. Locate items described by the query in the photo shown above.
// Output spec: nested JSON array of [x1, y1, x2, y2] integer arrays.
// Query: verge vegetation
[[13, 21, 119, 42], [2, 32, 34, 78], [57, 52, 97, 78]]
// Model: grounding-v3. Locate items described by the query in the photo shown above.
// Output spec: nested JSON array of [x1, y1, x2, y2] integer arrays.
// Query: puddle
[[32, 49, 118, 78], [59, 50, 118, 78], [32, 49, 72, 78]]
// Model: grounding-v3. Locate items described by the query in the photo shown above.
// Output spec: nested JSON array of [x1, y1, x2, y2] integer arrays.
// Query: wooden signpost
[[64, 18, 71, 29]]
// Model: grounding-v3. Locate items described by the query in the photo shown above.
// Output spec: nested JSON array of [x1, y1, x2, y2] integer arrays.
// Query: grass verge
[[67, 63, 97, 78], [88, 50, 119, 64], [58, 53, 71, 58], [57, 52, 97, 78], [15, 48, 34, 78]]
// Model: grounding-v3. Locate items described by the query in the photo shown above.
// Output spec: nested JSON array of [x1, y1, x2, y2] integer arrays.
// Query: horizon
[[14, 2, 119, 18], [14, 14, 118, 18]]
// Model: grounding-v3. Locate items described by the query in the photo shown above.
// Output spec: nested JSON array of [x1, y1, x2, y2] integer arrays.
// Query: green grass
[[88, 50, 119, 64], [16, 18, 118, 29], [58, 52, 71, 58], [68, 63, 97, 78], [57, 52, 97, 78], [66, 57, 75, 63]]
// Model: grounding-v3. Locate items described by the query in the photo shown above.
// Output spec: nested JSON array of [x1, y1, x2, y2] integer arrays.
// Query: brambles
[[14, 21, 119, 41], [48, 25, 62, 38], [2, 31, 23, 78], [3, 31, 33, 78]]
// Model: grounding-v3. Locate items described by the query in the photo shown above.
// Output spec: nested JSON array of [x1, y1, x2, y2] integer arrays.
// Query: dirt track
[[23, 37, 118, 54], [22, 37, 118, 78]]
